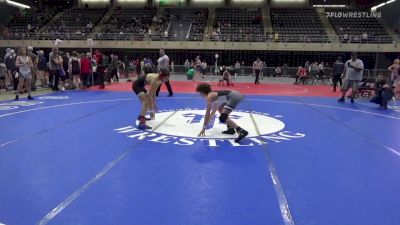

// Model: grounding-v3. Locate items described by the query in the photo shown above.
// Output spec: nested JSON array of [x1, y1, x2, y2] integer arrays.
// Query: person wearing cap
[[338, 52, 364, 103], [156, 49, 173, 97]]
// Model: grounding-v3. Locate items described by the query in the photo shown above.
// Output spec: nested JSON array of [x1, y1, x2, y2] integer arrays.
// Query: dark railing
[[0, 33, 397, 44]]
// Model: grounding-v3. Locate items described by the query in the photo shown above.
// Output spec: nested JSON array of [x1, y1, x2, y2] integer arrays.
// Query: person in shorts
[[338, 52, 364, 103], [196, 83, 248, 143], [132, 72, 170, 129]]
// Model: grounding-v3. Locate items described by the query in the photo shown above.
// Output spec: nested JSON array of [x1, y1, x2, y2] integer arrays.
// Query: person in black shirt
[[332, 56, 345, 92]]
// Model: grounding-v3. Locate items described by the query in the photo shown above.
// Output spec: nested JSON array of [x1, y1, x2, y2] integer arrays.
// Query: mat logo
[[114, 109, 305, 147], [0, 101, 44, 111]]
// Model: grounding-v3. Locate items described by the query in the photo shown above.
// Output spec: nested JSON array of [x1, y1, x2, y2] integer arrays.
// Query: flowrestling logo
[[326, 11, 382, 18], [114, 109, 305, 147]]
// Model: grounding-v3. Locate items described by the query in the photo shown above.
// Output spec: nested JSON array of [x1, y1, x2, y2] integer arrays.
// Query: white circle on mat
[[140, 109, 285, 139]]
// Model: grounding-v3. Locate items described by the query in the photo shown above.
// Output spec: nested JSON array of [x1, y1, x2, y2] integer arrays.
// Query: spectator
[[170, 61, 175, 74], [338, 52, 364, 103], [370, 74, 394, 109], [4, 49, 15, 90], [8, 50, 18, 91], [0, 59, 6, 90], [201, 60, 207, 77], [253, 57, 262, 84], [241, 61, 245, 75], [275, 66, 282, 77], [49, 48, 62, 91], [37, 50, 48, 88], [109, 54, 119, 83], [294, 66, 307, 84], [332, 56, 345, 92], [184, 59, 190, 72], [68, 51, 81, 89], [28, 46, 38, 91], [94, 49, 106, 88], [80, 53, 91, 88], [318, 62, 324, 79], [234, 61, 241, 78], [187, 67, 195, 80], [388, 58, 400, 97], [15, 47, 34, 101]]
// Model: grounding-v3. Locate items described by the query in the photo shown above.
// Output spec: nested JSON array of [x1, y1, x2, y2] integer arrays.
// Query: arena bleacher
[[326, 9, 392, 43], [44, 8, 107, 40], [270, 8, 328, 42], [213, 8, 264, 42]]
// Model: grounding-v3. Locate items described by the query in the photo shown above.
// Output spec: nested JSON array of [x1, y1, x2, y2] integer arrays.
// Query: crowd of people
[[0, 47, 398, 109]]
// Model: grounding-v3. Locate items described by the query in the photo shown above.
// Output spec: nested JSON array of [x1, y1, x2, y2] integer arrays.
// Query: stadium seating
[[100, 8, 157, 40], [161, 8, 208, 41], [5, 8, 57, 33], [270, 8, 328, 42], [213, 8, 264, 42], [44, 8, 107, 40], [326, 9, 392, 43]]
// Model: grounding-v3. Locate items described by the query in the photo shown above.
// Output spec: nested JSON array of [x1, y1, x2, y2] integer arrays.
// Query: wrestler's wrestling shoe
[[137, 123, 152, 130], [235, 129, 249, 143], [222, 128, 236, 135]]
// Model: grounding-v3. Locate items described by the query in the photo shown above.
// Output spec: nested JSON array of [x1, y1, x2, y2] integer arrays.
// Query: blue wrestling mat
[[0, 90, 399, 225]]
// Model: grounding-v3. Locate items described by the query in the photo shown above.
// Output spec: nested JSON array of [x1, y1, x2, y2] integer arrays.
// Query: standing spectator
[[184, 59, 190, 72], [305, 61, 310, 75], [170, 61, 175, 74], [0, 59, 6, 90], [68, 51, 81, 89], [14, 47, 34, 101], [27, 46, 38, 91], [241, 61, 245, 75], [5, 49, 17, 90], [234, 61, 241, 78], [4, 48, 12, 90], [318, 62, 325, 79], [80, 53, 91, 88], [194, 56, 202, 81], [201, 60, 207, 77], [49, 48, 62, 91], [294, 66, 307, 84], [338, 52, 364, 103], [388, 58, 400, 97], [94, 49, 106, 89], [156, 49, 173, 97], [275, 66, 282, 77], [253, 57, 262, 84], [332, 56, 345, 92], [37, 50, 48, 88], [109, 54, 119, 83]]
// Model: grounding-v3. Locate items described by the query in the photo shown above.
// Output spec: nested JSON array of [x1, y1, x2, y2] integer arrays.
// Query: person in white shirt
[[156, 49, 173, 97], [338, 52, 364, 103], [253, 58, 262, 84], [318, 62, 324, 79]]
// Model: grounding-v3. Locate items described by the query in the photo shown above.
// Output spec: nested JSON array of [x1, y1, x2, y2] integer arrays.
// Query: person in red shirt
[[294, 66, 307, 84], [80, 53, 91, 88]]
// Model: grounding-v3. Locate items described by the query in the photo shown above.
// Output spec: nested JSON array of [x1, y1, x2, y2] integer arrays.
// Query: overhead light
[[313, 5, 346, 8], [371, 0, 397, 11], [5, 0, 30, 8]]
